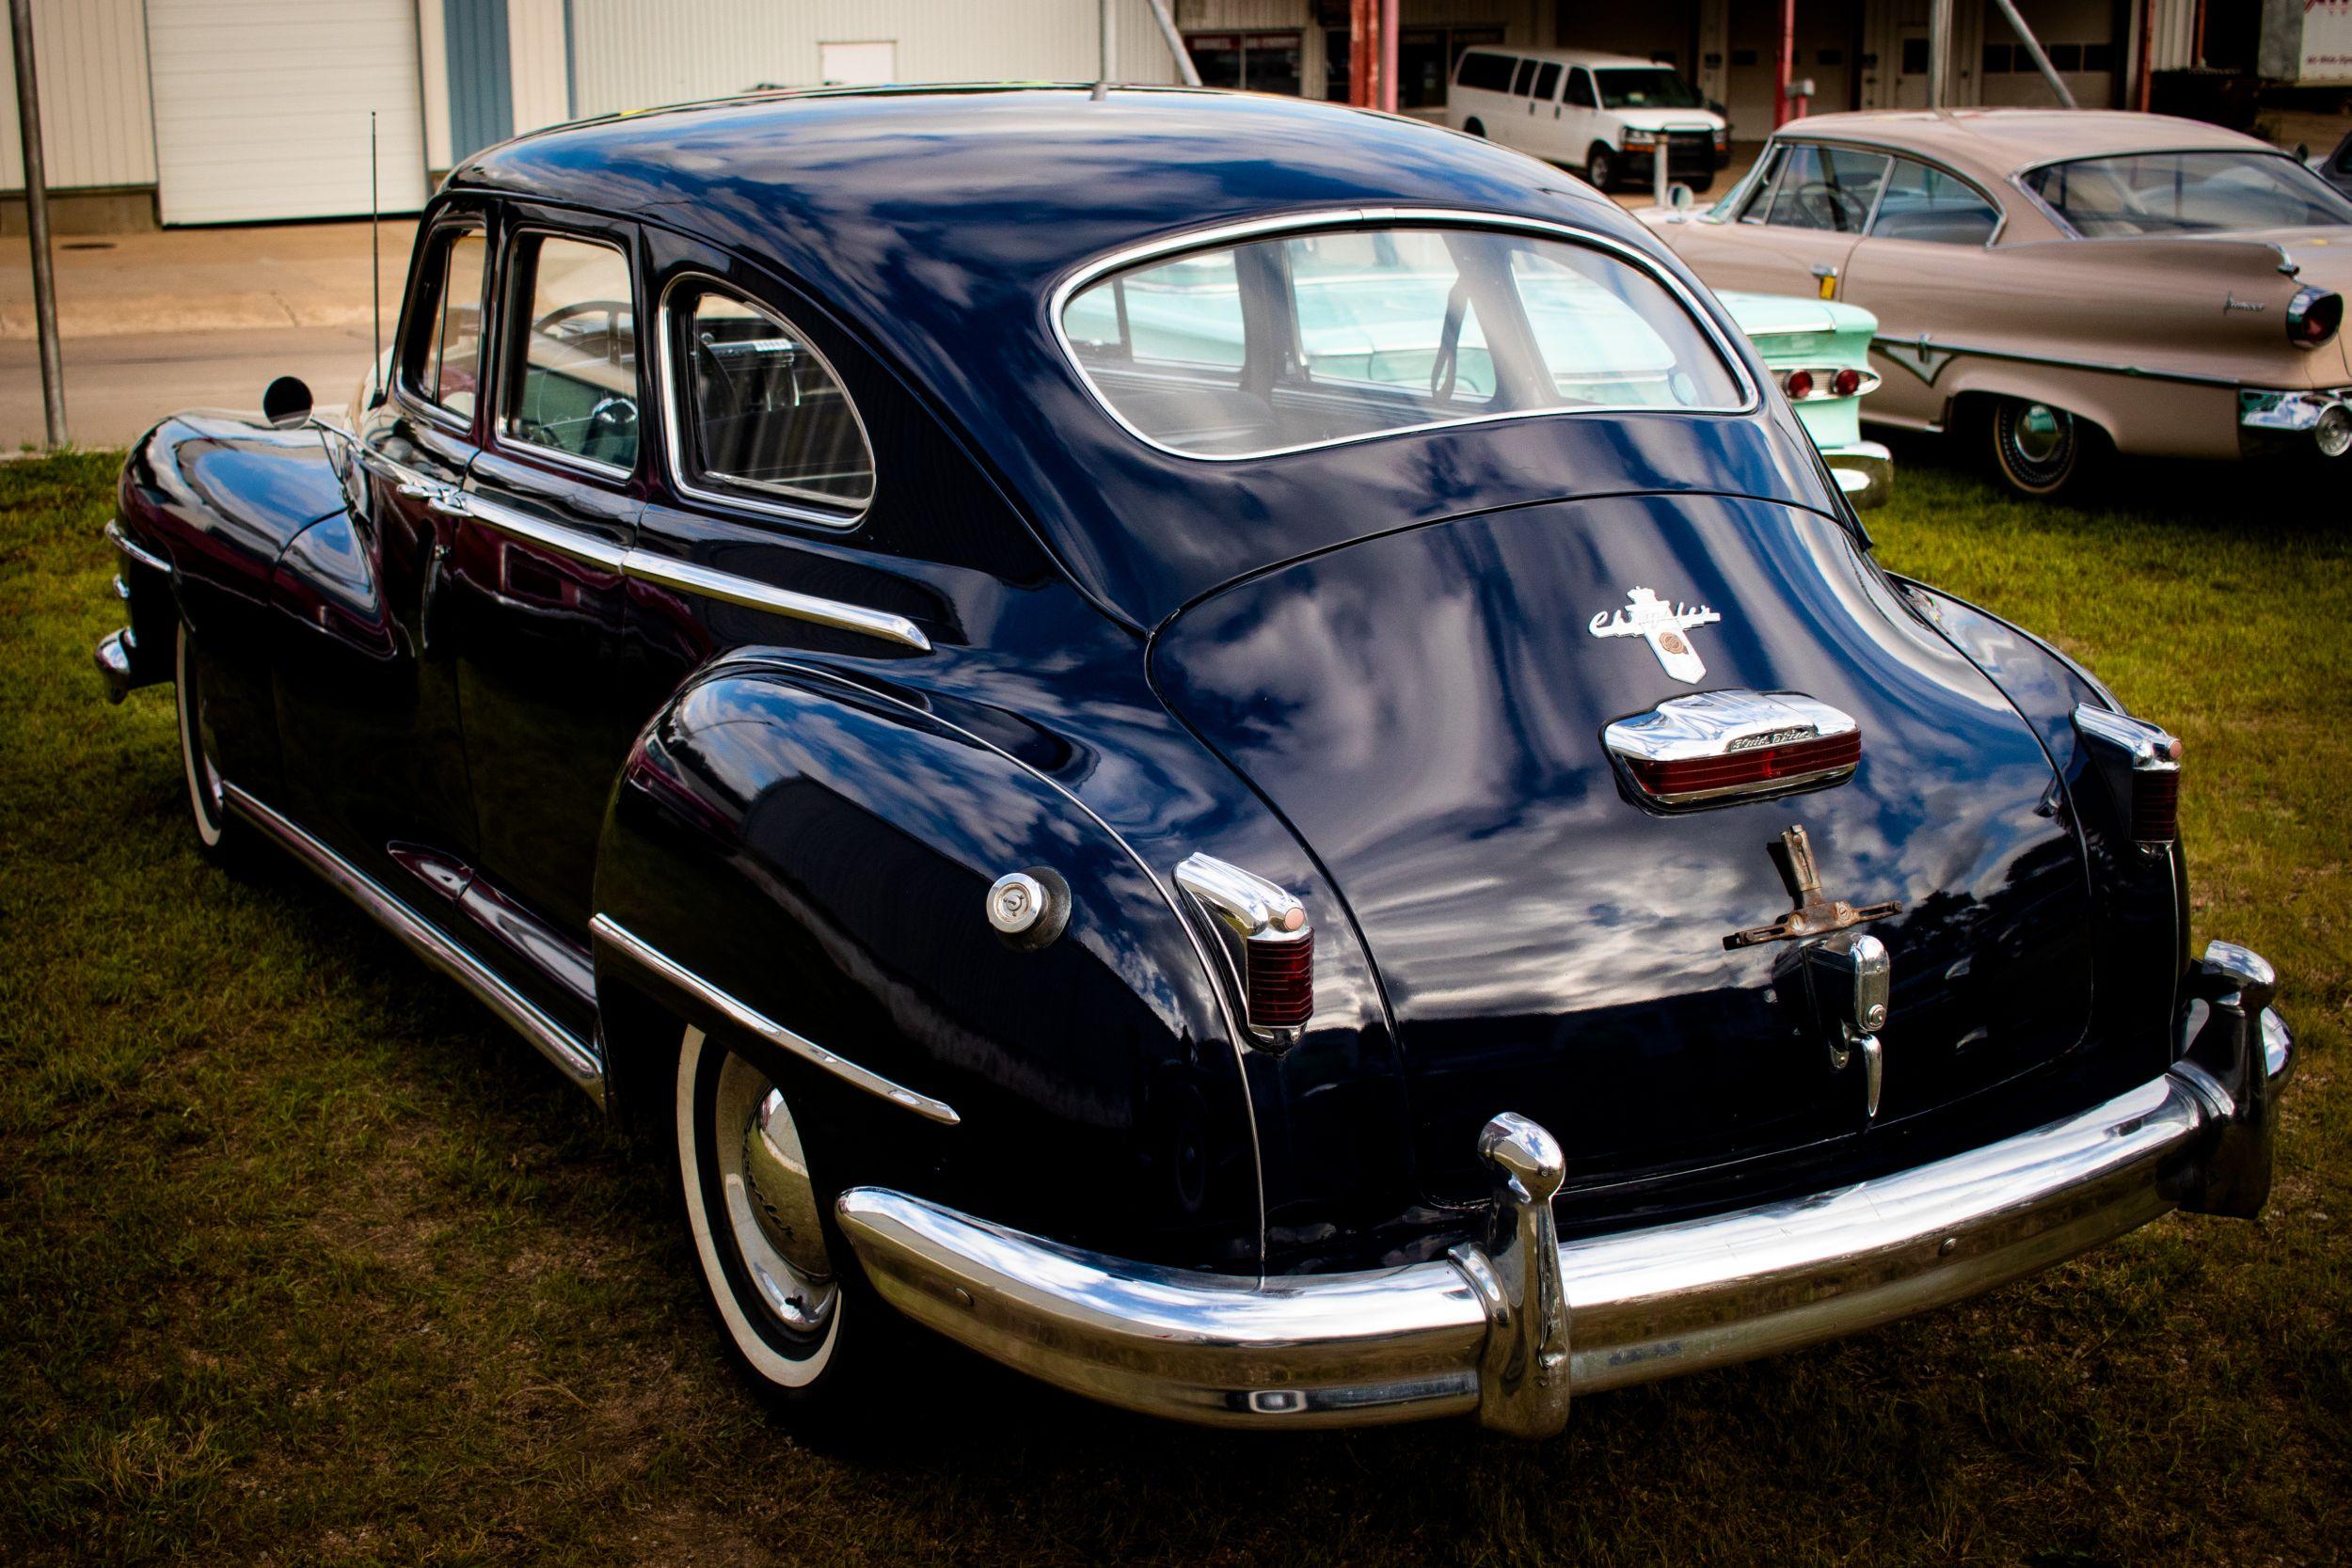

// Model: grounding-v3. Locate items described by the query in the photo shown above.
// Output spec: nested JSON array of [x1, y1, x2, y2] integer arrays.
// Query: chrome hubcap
[[2010, 403, 2069, 467], [712, 1052, 837, 1338]]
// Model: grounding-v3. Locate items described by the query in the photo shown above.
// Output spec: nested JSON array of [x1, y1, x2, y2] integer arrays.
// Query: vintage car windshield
[[2022, 151, 2352, 236], [1060, 225, 1744, 458], [1596, 68, 1705, 110]]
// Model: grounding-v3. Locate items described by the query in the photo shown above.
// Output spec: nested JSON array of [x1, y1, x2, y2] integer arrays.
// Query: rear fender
[[593, 655, 1263, 1271]]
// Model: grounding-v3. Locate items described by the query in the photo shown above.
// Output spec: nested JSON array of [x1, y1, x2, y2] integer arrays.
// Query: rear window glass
[[1060, 224, 1745, 458], [2022, 150, 2352, 235], [670, 282, 874, 516]]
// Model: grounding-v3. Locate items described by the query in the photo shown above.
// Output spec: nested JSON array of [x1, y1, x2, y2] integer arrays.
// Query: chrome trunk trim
[[590, 913, 961, 1126], [218, 784, 606, 1099]]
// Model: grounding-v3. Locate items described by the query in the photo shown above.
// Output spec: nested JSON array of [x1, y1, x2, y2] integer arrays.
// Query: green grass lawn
[[2, 445, 2344, 1566]]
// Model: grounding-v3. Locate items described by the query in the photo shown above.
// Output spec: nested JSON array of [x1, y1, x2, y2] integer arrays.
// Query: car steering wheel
[[532, 300, 633, 361], [1795, 182, 1867, 231]]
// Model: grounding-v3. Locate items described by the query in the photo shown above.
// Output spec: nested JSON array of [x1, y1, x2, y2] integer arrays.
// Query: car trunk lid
[[1150, 492, 2097, 1209]]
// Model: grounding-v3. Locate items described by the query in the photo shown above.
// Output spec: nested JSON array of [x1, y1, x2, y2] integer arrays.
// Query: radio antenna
[[370, 109, 382, 402]]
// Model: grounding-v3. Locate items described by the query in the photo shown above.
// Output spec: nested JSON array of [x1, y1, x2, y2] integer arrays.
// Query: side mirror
[[1668, 183, 1696, 218], [2295, 141, 2310, 161], [262, 375, 314, 429]]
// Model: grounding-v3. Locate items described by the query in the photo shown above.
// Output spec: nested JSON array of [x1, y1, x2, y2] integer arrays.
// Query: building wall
[[507, 0, 572, 133], [0, 0, 156, 193], [568, 0, 1191, 117]]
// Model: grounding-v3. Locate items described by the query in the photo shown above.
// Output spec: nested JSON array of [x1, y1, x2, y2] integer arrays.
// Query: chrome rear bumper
[[836, 943, 2289, 1437], [1821, 438, 1893, 509]]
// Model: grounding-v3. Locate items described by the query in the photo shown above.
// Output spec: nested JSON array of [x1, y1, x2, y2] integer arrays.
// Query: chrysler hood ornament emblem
[[1588, 586, 1723, 683]]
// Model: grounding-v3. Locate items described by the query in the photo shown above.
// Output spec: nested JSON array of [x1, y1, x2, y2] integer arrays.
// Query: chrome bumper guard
[[1821, 439, 1893, 510], [2239, 387, 2351, 456], [836, 942, 2289, 1437]]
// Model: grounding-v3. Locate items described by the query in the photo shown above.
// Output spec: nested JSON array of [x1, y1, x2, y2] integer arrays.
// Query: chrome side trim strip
[[1868, 332, 2249, 390], [432, 491, 930, 652], [589, 913, 961, 1126], [218, 783, 606, 1099], [620, 549, 931, 652], [105, 518, 171, 574]]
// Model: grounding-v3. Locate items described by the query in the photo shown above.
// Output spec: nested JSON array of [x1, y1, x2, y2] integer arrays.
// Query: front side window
[[1569, 69, 1598, 109], [1060, 223, 1743, 458], [408, 228, 486, 418], [1763, 144, 1890, 231], [1595, 67, 1705, 110], [670, 281, 875, 516], [1869, 158, 2000, 244], [504, 233, 640, 471], [2022, 151, 2352, 236]]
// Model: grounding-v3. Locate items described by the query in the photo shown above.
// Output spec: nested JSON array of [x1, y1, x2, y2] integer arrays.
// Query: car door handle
[[425, 490, 475, 519], [395, 480, 439, 499]]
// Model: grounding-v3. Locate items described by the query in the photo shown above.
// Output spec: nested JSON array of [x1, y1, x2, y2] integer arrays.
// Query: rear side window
[[1456, 52, 1514, 92], [407, 228, 486, 419], [1533, 62, 1562, 100], [1059, 222, 1745, 459], [1511, 58, 1538, 95], [1869, 158, 1999, 244], [503, 233, 640, 471], [666, 279, 875, 518]]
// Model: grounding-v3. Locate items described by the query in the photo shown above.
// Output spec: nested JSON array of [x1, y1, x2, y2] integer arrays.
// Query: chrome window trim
[[1743, 137, 2010, 247], [492, 226, 643, 482], [398, 218, 491, 436], [1048, 206, 1761, 465], [2009, 146, 2352, 242], [591, 913, 960, 1126], [656, 269, 876, 531]]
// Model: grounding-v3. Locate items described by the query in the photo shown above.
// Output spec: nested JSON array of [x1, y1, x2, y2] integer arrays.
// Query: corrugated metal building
[[0, 0, 2217, 230]]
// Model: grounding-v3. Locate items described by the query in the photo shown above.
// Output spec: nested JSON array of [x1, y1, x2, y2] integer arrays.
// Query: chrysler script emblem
[[1588, 586, 1723, 683]]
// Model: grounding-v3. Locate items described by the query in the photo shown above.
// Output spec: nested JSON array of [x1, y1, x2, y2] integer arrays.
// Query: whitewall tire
[[675, 1024, 855, 1398]]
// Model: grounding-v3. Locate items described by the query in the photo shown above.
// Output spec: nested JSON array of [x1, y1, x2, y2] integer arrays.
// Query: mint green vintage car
[[1063, 233, 1892, 506], [1717, 290, 1892, 509]]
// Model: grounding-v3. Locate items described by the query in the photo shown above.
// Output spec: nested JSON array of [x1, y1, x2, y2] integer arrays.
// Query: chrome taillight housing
[[2074, 704, 2182, 852], [1605, 690, 1862, 808], [1781, 364, 1879, 401], [1173, 852, 1313, 1047], [2286, 287, 2342, 350]]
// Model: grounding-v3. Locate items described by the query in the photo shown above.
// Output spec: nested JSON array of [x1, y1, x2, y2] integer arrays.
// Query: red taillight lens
[[1625, 729, 1861, 803], [2131, 768, 2179, 843], [1783, 369, 1815, 400], [1245, 931, 1314, 1030], [2287, 288, 2342, 349], [1831, 367, 1862, 397]]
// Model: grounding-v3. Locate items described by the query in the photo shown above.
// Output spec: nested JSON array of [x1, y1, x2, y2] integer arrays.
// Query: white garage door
[[147, 0, 430, 225]]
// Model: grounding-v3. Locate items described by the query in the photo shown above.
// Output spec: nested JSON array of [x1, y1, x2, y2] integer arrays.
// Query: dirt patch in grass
[[2, 445, 2345, 1565]]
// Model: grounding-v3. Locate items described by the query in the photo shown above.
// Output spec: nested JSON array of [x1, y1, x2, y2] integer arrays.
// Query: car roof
[[1773, 108, 2269, 181], [1463, 46, 1676, 71], [452, 86, 1771, 626]]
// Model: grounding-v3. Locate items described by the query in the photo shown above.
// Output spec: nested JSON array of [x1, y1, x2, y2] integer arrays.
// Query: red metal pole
[[1349, 0, 1371, 107], [2135, 0, 2154, 111], [1773, 0, 1795, 128], [1379, 0, 1398, 114]]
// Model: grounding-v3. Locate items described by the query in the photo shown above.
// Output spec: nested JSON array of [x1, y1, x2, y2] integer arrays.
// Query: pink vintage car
[[1646, 109, 2352, 498]]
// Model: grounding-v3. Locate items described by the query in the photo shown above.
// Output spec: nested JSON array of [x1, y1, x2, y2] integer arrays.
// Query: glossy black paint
[[111, 87, 2191, 1279]]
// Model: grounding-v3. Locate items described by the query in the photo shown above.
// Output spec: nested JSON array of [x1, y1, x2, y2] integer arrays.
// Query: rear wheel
[[1989, 397, 2092, 499], [1687, 170, 1716, 194], [175, 622, 252, 867], [675, 1023, 869, 1405], [1586, 144, 1617, 190]]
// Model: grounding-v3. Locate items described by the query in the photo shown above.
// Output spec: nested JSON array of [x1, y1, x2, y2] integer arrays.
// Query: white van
[[1445, 48, 1730, 193]]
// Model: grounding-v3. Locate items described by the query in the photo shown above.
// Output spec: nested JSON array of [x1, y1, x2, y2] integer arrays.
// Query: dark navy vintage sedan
[[96, 87, 2293, 1437]]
